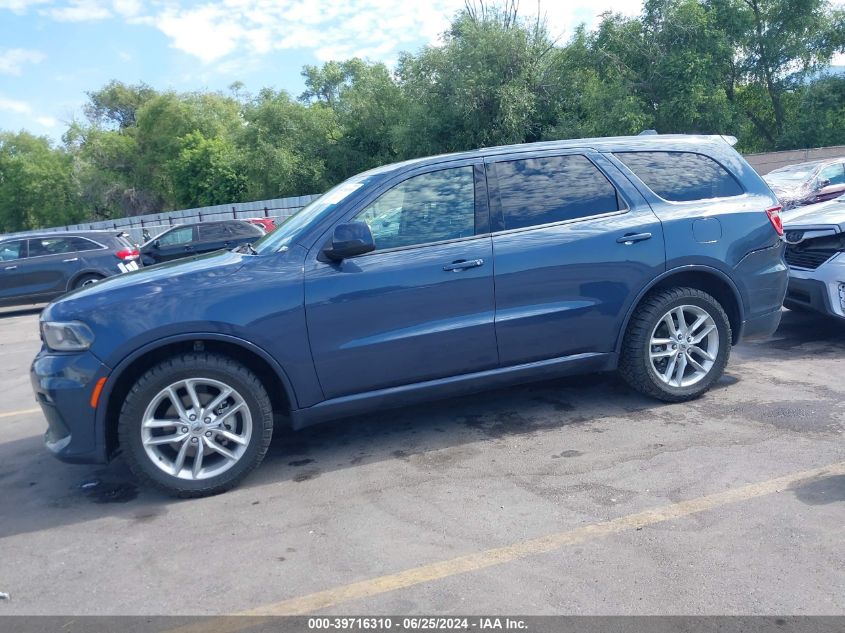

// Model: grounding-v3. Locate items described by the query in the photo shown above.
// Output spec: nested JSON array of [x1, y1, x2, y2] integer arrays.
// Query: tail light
[[116, 248, 140, 261], [766, 205, 784, 237]]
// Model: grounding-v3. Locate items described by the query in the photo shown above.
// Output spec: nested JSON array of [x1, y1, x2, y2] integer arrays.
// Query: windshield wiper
[[235, 242, 258, 255]]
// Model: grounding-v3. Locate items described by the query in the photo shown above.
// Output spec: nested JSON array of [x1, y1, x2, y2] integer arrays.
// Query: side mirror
[[323, 222, 375, 261], [153, 239, 161, 249], [818, 178, 832, 190]]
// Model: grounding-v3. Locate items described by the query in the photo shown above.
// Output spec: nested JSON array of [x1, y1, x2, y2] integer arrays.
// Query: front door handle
[[63, 257, 79, 263], [443, 258, 484, 272], [4, 265, 16, 271], [617, 232, 652, 245]]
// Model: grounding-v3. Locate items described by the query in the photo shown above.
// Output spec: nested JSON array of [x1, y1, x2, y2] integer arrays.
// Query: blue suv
[[31, 135, 788, 496]]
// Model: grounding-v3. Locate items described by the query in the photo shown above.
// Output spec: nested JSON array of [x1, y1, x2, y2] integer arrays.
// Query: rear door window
[[27, 237, 78, 257], [494, 154, 622, 231], [198, 223, 231, 241], [616, 151, 743, 201], [228, 221, 263, 238]]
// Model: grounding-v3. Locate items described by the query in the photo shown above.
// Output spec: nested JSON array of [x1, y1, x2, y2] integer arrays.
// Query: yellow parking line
[[168, 460, 845, 632], [249, 461, 845, 616], [0, 407, 40, 419]]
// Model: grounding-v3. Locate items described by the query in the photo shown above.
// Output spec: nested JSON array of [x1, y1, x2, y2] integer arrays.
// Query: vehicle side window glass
[[229, 222, 263, 237], [495, 155, 621, 230], [354, 166, 475, 250], [65, 237, 100, 252], [27, 237, 76, 257], [818, 163, 845, 186], [616, 151, 743, 201], [0, 240, 26, 261], [159, 226, 194, 246], [198, 223, 231, 241]]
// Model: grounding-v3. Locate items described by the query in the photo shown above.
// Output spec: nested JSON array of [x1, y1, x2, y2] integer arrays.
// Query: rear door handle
[[63, 257, 78, 262], [617, 232, 652, 245], [443, 258, 484, 272], [4, 265, 16, 271]]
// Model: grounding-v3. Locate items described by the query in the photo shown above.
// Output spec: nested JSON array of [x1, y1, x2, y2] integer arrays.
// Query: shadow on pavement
[[0, 305, 840, 541]]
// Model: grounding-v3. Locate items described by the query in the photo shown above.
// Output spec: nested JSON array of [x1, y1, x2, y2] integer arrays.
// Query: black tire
[[118, 353, 274, 498], [73, 274, 104, 289], [619, 287, 732, 402]]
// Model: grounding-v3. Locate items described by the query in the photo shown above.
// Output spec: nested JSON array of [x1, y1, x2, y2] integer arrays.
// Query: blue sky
[[4, 0, 838, 142]]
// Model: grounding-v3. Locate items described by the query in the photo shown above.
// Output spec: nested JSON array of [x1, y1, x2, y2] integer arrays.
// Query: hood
[[782, 197, 845, 233], [43, 249, 248, 322]]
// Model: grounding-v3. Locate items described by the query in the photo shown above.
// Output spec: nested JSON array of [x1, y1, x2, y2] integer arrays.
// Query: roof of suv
[[1, 230, 125, 242], [361, 134, 739, 178]]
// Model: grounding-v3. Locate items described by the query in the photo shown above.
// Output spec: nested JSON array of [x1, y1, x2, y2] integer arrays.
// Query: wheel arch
[[97, 333, 297, 459], [615, 265, 745, 352], [67, 268, 111, 291]]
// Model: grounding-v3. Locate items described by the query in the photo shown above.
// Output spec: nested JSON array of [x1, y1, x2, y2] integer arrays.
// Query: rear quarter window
[[616, 151, 744, 202]]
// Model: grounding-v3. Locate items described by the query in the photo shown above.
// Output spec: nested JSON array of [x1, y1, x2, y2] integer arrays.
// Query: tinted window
[[617, 151, 743, 201], [228, 221, 263, 238], [159, 226, 194, 246], [818, 163, 845, 186], [65, 237, 101, 252], [354, 166, 475, 250], [0, 240, 26, 261], [198, 223, 231, 241], [27, 237, 78, 257], [495, 155, 621, 230]]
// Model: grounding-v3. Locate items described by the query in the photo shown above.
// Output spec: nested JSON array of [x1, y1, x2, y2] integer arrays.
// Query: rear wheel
[[619, 287, 731, 402], [118, 353, 273, 497], [73, 274, 103, 289]]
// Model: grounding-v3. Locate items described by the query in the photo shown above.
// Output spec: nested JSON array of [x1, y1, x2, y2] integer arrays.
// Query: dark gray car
[[0, 231, 140, 307], [140, 220, 263, 266]]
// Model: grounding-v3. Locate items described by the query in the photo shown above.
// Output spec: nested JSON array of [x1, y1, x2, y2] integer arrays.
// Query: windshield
[[254, 176, 372, 254], [765, 165, 816, 186]]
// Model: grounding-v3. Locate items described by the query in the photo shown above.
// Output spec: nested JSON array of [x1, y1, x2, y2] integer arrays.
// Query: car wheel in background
[[73, 274, 104, 289], [118, 353, 274, 497], [619, 287, 731, 402]]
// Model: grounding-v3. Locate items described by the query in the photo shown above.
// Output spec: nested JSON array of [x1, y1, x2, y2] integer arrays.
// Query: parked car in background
[[763, 158, 845, 210], [244, 217, 277, 233], [140, 220, 264, 265], [32, 134, 787, 497], [0, 231, 140, 308], [782, 195, 845, 320]]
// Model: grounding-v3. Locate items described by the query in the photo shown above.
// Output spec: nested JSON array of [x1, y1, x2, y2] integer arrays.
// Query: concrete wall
[[745, 145, 845, 175]]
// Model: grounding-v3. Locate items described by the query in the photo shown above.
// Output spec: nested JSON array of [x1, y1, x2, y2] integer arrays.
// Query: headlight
[[40, 321, 95, 352]]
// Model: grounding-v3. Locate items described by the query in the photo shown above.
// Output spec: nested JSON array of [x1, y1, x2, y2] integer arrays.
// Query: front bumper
[[30, 347, 110, 464], [784, 253, 845, 320]]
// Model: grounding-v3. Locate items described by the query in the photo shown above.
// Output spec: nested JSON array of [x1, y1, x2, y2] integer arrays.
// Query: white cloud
[[0, 96, 32, 114], [0, 0, 50, 13], [0, 47, 46, 75], [111, 0, 140, 17], [42, 0, 110, 22], [35, 114, 59, 126], [0, 1, 650, 69]]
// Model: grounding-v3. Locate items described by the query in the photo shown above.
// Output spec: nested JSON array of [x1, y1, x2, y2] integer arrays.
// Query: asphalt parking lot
[[0, 306, 843, 617]]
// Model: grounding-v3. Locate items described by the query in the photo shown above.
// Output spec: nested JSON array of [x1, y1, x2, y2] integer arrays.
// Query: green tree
[[0, 131, 83, 232], [707, 0, 845, 146]]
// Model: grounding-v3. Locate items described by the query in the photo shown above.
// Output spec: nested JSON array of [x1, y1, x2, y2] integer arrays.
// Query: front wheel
[[118, 353, 274, 497], [619, 287, 732, 402]]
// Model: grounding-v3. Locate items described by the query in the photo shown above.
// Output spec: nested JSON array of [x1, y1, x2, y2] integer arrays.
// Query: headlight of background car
[[40, 321, 95, 351]]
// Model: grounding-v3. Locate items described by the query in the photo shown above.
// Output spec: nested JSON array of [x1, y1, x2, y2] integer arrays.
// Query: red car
[[244, 217, 277, 233]]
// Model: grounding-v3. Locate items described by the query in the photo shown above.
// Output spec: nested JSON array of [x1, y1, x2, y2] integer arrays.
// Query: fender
[[613, 264, 745, 355], [94, 331, 299, 455]]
